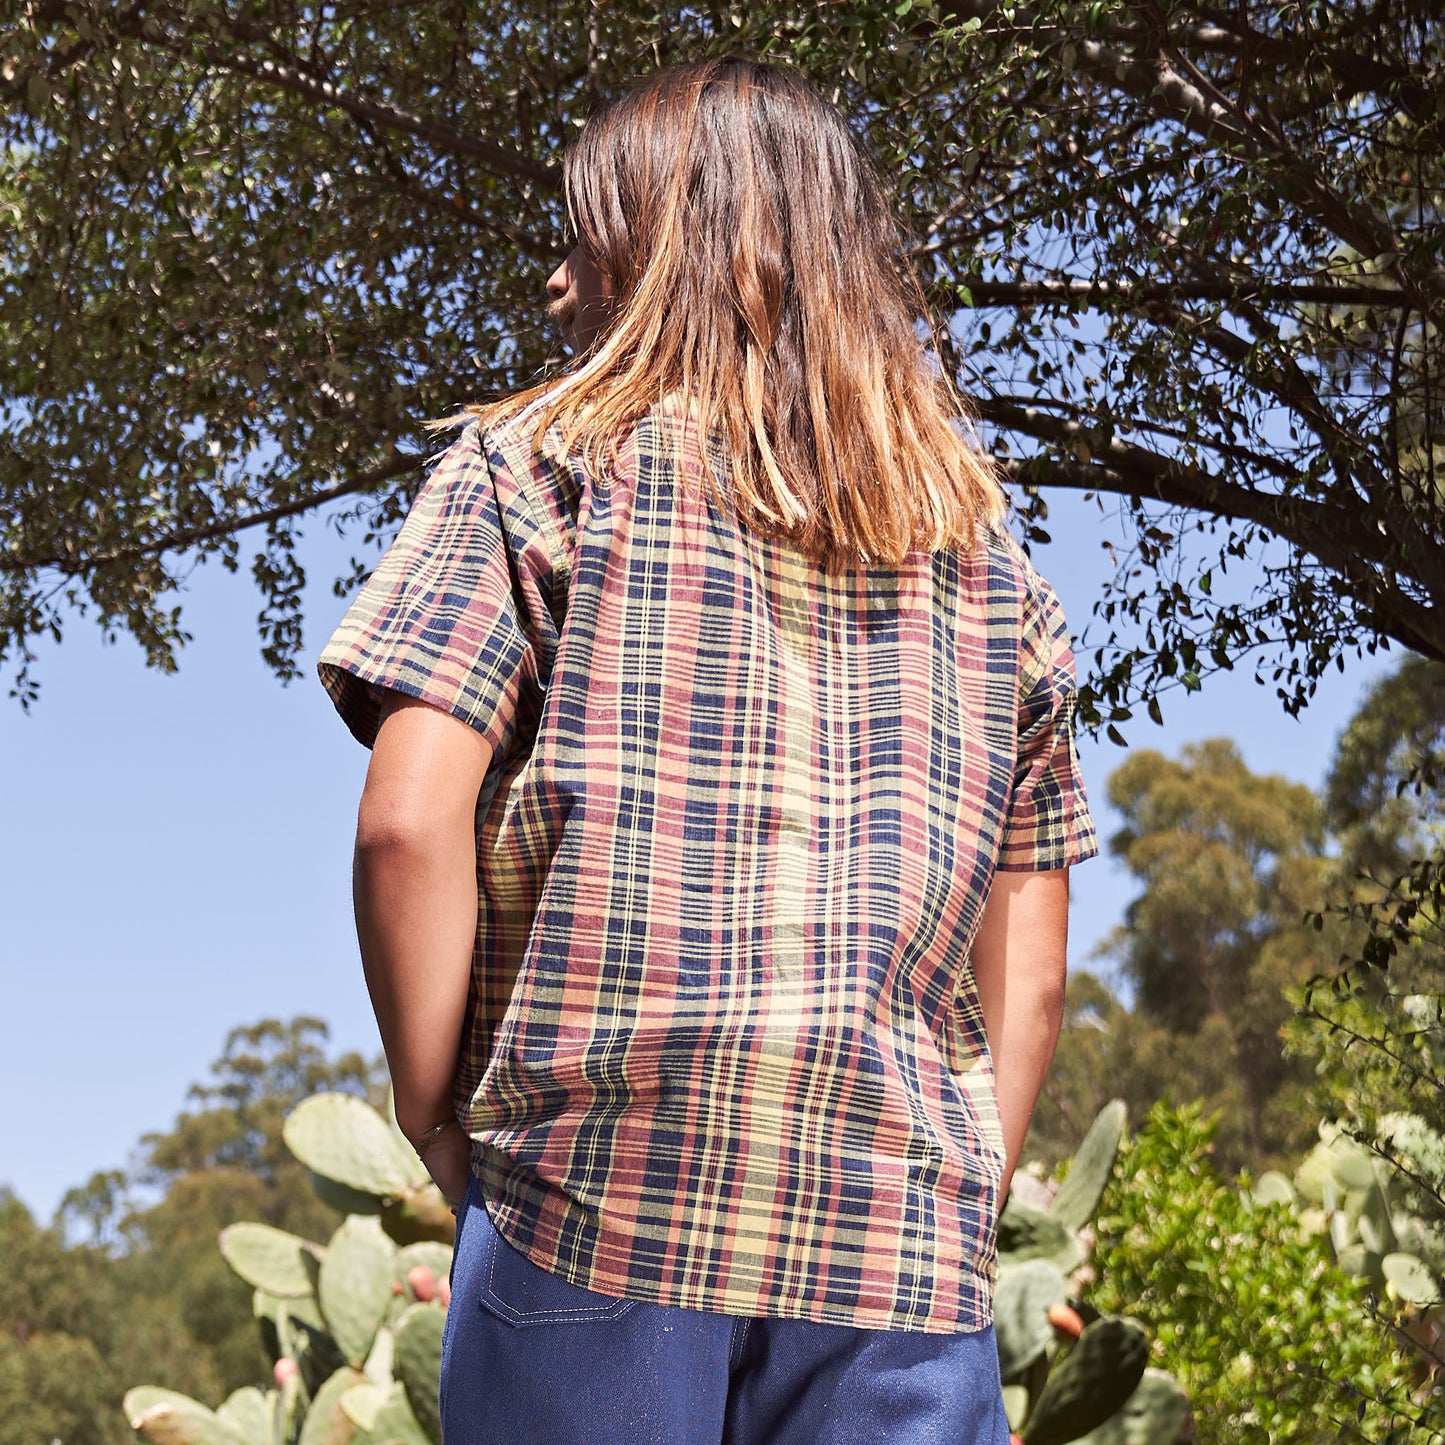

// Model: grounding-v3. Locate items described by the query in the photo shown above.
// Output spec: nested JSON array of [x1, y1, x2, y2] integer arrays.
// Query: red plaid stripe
[[320, 410, 1097, 1332]]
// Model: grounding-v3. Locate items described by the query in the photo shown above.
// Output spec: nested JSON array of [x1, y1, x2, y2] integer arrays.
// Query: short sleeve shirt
[[319, 407, 1098, 1333]]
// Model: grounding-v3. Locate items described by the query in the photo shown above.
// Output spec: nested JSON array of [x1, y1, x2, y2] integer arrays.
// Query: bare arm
[[970, 867, 1071, 1200], [353, 693, 492, 1203]]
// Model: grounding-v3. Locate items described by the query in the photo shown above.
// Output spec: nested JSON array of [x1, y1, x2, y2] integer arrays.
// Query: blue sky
[[0, 483, 1398, 1228]]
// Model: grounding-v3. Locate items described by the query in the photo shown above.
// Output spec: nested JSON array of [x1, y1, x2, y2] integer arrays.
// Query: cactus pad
[[393, 1304, 446, 1444], [320, 1216, 398, 1368], [1250, 1171, 1295, 1207], [311, 1170, 387, 1218], [220, 1223, 322, 1299], [1074, 1368, 1190, 1444], [379, 1187, 458, 1247], [295, 1367, 365, 1445], [284, 1093, 423, 1199], [364, 1383, 433, 1445], [396, 1241, 454, 1286], [363, 1325, 396, 1387], [125, 1387, 256, 1445], [994, 1259, 1069, 1382], [214, 1386, 270, 1444], [1382, 1251, 1442, 1306], [1021, 1316, 1150, 1445], [1050, 1100, 1126, 1231], [997, 1197, 1084, 1275], [339, 1382, 390, 1432]]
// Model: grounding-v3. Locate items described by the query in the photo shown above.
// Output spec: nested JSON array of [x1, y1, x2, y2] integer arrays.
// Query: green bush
[[1089, 1103, 1440, 1444]]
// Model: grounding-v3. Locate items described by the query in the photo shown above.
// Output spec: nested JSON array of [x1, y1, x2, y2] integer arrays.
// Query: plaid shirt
[[319, 408, 1098, 1333]]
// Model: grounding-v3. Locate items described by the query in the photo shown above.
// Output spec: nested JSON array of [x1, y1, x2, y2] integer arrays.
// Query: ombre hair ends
[[472, 57, 1007, 568]]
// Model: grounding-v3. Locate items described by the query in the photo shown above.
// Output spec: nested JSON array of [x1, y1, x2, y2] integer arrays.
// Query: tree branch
[[993, 441, 1444, 664], [934, 0, 1445, 310], [209, 51, 559, 190], [2, 453, 423, 576], [26, 1, 561, 191], [983, 397, 1387, 558], [934, 277, 1412, 309]]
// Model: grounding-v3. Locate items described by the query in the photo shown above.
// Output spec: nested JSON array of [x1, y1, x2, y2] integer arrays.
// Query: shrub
[[1090, 1103, 1440, 1444]]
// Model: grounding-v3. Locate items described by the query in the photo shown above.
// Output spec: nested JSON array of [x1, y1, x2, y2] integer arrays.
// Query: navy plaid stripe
[[319, 408, 1098, 1332]]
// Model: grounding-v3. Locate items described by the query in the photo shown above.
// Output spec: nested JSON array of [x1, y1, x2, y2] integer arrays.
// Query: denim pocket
[[477, 1210, 636, 1327]]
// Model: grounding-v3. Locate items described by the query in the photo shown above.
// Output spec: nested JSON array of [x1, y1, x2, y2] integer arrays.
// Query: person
[[318, 56, 1098, 1445]]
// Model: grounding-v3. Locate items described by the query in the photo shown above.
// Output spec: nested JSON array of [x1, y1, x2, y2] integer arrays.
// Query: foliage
[[0, 0, 1441, 712], [1030, 738, 1332, 1173], [55, 1019, 391, 1399], [1027, 969, 1236, 1172], [1283, 654, 1445, 1384], [1091, 1102, 1441, 1444], [0, 1019, 389, 1443], [995, 1101, 1191, 1443], [0, 1188, 217, 1445], [1250, 1120, 1445, 1319], [124, 1091, 455, 1445], [1292, 654, 1443, 1061], [1033, 655, 1443, 1177]]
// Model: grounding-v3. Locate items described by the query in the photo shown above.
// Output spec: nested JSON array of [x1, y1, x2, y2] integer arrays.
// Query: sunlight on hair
[[454, 57, 1009, 569]]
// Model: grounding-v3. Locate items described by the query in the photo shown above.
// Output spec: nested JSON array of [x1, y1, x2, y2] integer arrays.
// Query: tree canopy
[[1029, 655, 1445, 1175], [1, 0, 1441, 714]]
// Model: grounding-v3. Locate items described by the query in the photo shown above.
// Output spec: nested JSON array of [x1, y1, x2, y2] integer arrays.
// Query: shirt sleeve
[[994, 570, 1100, 871], [316, 427, 537, 755]]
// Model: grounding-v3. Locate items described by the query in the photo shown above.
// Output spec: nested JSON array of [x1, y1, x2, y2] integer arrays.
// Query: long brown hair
[[470, 57, 1007, 567]]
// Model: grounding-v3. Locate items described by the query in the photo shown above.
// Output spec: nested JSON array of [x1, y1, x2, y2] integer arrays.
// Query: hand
[[414, 1120, 472, 1214]]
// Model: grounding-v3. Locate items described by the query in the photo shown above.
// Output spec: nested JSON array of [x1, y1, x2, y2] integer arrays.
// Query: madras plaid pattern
[[319, 408, 1098, 1333]]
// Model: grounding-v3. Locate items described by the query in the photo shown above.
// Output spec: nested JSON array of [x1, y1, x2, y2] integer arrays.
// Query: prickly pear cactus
[[1073, 1369, 1191, 1445], [996, 1101, 1190, 1445], [283, 1093, 423, 1200], [1049, 1101, 1127, 1232], [1021, 1316, 1149, 1445], [1251, 1116, 1445, 1309], [125, 1093, 455, 1445]]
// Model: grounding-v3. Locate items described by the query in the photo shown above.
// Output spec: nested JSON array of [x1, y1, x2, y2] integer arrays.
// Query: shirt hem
[[467, 1154, 998, 1336]]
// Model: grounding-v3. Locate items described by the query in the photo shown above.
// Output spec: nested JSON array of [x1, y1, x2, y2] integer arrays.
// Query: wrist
[[395, 1095, 457, 1141], [405, 1116, 465, 1158]]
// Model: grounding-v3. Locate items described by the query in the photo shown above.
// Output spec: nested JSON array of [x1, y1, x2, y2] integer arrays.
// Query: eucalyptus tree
[[2, 0, 1439, 715]]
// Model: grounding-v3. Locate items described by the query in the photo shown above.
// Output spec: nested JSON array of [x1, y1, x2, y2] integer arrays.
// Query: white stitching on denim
[[729, 1317, 752, 1371], [482, 1219, 632, 1322]]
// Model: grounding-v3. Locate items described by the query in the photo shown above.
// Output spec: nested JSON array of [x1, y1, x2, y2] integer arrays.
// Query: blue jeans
[[439, 1172, 1010, 1444]]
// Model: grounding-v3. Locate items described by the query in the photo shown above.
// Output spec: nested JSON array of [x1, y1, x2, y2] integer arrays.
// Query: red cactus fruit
[[273, 1358, 299, 1388], [391, 1278, 404, 1296], [408, 1264, 437, 1302], [1047, 1303, 1086, 1340], [437, 1277, 452, 1309]]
